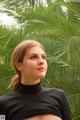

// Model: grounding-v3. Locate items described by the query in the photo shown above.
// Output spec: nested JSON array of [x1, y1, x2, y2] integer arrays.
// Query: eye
[[42, 55, 47, 60], [30, 55, 38, 60]]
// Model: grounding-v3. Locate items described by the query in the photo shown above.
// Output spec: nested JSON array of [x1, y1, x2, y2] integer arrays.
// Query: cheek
[[45, 62, 48, 69], [43, 62, 48, 74], [25, 61, 36, 69]]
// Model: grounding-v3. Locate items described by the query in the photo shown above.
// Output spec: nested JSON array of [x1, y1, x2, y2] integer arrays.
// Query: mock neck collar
[[17, 82, 42, 94]]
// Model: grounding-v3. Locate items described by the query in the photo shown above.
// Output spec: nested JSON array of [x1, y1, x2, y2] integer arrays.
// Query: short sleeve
[[61, 91, 72, 120]]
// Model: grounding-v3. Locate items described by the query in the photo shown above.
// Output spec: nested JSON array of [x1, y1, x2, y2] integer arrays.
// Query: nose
[[38, 56, 44, 64]]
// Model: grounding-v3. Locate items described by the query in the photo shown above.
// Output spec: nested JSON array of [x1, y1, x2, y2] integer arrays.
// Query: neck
[[21, 78, 41, 85], [17, 81, 42, 94]]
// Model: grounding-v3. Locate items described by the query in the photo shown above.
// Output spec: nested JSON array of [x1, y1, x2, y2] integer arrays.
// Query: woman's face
[[17, 46, 48, 83]]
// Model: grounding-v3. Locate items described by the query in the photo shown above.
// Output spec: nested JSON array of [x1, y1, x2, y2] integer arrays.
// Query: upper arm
[[0, 98, 4, 114], [61, 91, 72, 120]]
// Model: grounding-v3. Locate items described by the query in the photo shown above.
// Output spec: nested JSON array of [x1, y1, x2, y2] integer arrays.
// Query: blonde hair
[[8, 40, 45, 91]]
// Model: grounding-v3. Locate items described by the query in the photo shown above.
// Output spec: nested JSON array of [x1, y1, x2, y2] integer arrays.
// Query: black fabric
[[0, 82, 71, 120]]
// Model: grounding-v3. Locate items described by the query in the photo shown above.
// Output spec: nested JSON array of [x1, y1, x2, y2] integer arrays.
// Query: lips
[[37, 67, 45, 71]]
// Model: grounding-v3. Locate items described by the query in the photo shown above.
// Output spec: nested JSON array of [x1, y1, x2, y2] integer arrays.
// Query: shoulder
[[42, 87, 67, 101], [46, 88, 69, 107], [0, 92, 15, 103], [43, 87, 65, 95], [0, 92, 16, 113]]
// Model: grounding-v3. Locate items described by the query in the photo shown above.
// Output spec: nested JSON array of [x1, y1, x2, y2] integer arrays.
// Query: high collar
[[17, 82, 42, 94]]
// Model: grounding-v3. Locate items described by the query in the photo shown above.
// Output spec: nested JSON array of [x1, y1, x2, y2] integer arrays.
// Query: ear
[[16, 62, 22, 71]]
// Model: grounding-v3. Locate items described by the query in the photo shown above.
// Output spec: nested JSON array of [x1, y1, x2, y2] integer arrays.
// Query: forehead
[[26, 46, 46, 55]]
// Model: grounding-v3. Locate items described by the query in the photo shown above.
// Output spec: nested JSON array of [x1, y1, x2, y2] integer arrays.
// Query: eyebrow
[[30, 53, 47, 56]]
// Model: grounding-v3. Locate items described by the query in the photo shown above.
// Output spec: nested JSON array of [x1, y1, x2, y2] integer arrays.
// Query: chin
[[35, 72, 47, 79], [38, 74, 46, 79]]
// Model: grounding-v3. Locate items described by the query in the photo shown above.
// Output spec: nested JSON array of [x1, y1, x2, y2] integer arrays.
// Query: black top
[[0, 82, 71, 120]]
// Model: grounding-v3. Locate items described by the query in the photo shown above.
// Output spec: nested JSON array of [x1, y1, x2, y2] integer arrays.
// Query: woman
[[0, 40, 71, 120]]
